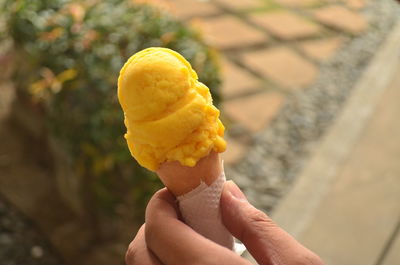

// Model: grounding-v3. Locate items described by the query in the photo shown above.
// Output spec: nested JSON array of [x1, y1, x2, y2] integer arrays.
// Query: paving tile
[[214, 0, 261, 10], [221, 137, 247, 165], [200, 15, 268, 50], [135, 0, 221, 19], [134, 0, 172, 9], [223, 92, 284, 132], [220, 58, 260, 98], [250, 11, 322, 40], [343, 0, 367, 9], [313, 5, 368, 34], [275, 0, 320, 7], [301, 175, 400, 265], [241, 47, 318, 89], [299, 73, 400, 264], [382, 230, 400, 265], [298, 37, 343, 61], [169, 0, 221, 20]]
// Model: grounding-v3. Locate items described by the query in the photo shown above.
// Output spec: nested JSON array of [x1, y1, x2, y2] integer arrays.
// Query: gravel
[[227, 0, 400, 213], [0, 197, 62, 265]]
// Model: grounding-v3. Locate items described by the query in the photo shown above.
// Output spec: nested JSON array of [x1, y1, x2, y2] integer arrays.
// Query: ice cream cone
[[117, 47, 234, 249], [156, 151, 222, 197], [157, 151, 234, 249]]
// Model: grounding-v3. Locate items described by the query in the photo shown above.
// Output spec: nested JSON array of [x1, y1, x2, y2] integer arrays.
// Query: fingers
[[145, 188, 249, 265], [220, 181, 324, 265], [125, 225, 163, 265]]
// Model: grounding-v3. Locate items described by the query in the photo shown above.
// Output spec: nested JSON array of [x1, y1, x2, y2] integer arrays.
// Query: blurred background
[[0, 0, 399, 264]]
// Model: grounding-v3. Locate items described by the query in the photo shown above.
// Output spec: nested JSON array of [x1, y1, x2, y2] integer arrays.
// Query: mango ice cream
[[118, 47, 226, 171]]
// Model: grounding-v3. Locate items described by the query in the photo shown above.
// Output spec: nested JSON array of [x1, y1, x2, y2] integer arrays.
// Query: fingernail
[[226, 181, 247, 202]]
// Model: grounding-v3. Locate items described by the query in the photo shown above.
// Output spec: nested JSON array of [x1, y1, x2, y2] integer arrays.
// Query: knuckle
[[244, 208, 275, 237], [248, 208, 271, 225]]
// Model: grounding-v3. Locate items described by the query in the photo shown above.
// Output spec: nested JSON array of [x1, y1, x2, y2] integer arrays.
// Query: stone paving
[[297, 67, 400, 265], [141, 0, 370, 166]]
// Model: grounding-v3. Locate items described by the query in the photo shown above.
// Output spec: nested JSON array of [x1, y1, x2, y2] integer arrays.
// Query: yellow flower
[[29, 80, 47, 96], [160, 32, 176, 45], [39, 27, 64, 42], [68, 3, 86, 22], [57, 69, 78, 83], [29, 68, 77, 98]]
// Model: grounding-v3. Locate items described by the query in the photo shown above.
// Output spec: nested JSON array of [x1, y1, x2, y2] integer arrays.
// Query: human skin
[[125, 181, 325, 265]]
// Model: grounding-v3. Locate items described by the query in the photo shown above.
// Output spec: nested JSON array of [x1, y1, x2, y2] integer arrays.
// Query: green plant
[[2, 0, 221, 223]]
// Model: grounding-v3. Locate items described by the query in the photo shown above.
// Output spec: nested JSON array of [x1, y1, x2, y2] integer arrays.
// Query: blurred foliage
[[1, 0, 221, 220]]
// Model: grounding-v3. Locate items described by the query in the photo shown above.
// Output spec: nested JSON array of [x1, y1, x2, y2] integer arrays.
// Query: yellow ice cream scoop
[[118, 47, 226, 171]]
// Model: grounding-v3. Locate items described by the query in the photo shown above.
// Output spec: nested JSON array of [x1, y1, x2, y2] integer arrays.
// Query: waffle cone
[[156, 151, 234, 250], [156, 151, 222, 196]]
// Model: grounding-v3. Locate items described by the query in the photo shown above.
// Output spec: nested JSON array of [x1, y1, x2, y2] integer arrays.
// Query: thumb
[[220, 181, 323, 265]]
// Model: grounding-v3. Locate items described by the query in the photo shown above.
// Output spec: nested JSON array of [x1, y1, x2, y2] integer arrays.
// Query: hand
[[125, 181, 324, 265]]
